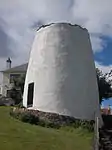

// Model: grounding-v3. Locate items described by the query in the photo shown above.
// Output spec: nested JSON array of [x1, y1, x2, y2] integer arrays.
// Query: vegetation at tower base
[[96, 68, 112, 104], [10, 107, 94, 132]]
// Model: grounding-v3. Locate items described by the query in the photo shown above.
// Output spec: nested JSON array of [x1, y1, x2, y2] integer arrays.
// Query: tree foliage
[[96, 68, 112, 104], [14, 74, 26, 95], [9, 74, 26, 104]]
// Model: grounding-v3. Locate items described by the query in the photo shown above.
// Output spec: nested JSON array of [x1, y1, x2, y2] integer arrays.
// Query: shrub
[[72, 120, 81, 128], [45, 122, 60, 129], [10, 108, 38, 124], [71, 120, 94, 132], [10, 108, 94, 131], [20, 112, 39, 124], [38, 119, 46, 127]]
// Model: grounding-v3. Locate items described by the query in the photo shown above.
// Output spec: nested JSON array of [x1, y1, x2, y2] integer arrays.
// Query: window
[[27, 82, 34, 107]]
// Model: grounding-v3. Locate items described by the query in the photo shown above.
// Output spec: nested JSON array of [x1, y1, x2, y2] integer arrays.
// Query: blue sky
[[102, 99, 112, 108], [94, 36, 112, 107], [95, 37, 112, 66]]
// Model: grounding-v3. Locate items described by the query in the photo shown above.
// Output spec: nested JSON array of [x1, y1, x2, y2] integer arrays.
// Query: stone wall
[[11, 107, 95, 130]]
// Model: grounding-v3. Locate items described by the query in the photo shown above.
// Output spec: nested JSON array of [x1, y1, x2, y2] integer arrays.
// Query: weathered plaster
[[23, 23, 102, 123]]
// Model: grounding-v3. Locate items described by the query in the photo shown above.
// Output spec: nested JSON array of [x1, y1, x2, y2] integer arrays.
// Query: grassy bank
[[0, 107, 93, 150]]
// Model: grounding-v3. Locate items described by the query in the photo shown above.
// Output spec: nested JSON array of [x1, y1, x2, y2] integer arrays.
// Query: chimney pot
[[6, 57, 12, 69]]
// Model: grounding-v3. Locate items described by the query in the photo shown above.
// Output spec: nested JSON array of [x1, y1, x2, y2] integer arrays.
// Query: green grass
[[0, 107, 93, 150]]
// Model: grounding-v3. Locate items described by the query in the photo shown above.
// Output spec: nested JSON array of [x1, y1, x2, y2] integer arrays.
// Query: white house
[[23, 23, 102, 123], [0, 58, 27, 97]]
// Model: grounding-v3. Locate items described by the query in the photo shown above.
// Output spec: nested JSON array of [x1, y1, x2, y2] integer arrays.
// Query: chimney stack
[[6, 57, 12, 69]]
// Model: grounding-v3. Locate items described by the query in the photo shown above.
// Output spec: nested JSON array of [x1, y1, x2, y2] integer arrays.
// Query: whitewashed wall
[[23, 23, 102, 122]]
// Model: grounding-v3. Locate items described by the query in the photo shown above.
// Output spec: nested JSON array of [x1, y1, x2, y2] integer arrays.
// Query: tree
[[96, 68, 112, 104], [15, 74, 26, 95], [9, 74, 26, 104]]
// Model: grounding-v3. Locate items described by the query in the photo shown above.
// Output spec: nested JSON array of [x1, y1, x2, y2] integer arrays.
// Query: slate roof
[[1, 63, 28, 73]]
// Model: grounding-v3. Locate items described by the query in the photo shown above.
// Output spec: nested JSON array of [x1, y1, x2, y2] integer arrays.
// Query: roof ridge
[[1, 63, 28, 72]]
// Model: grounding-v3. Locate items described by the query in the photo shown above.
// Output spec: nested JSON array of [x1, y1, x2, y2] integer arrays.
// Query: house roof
[[1, 63, 28, 73]]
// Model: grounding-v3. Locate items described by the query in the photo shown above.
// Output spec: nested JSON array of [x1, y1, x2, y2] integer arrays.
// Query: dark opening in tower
[[27, 82, 34, 107]]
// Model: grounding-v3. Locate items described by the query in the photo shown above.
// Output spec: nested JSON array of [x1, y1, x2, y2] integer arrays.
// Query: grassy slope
[[0, 107, 93, 150]]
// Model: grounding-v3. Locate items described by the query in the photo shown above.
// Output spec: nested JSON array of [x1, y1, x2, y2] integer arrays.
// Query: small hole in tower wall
[[27, 82, 34, 107]]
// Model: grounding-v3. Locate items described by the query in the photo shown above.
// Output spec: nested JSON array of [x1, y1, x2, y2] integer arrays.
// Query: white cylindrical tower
[[23, 23, 102, 122]]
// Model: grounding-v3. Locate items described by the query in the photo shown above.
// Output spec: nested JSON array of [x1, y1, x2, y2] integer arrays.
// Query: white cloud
[[0, 0, 112, 69], [95, 61, 112, 74], [72, 0, 112, 51], [90, 36, 106, 53], [0, 0, 74, 67]]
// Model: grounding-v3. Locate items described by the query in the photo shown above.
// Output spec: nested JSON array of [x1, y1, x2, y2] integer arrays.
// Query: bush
[[20, 112, 39, 124], [44, 121, 60, 129], [72, 120, 81, 128], [10, 108, 94, 131], [38, 119, 46, 127], [71, 120, 94, 132]]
